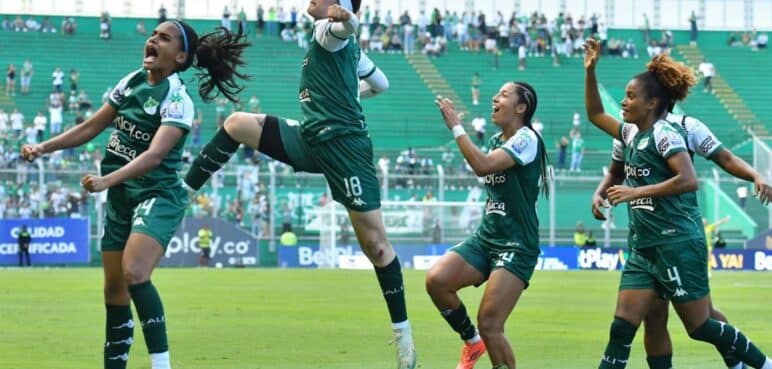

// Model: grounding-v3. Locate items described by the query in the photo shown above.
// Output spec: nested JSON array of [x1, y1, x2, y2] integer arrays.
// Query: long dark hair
[[513, 81, 550, 198], [174, 20, 251, 103]]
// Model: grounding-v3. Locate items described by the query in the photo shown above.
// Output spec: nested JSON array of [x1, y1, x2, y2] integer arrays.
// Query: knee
[[360, 237, 389, 259], [224, 112, 260, 135], [425, 267, 450, 295], [122, 265, 149, 286], [643, 309, 669, 340], [476, 313, 503, 340]]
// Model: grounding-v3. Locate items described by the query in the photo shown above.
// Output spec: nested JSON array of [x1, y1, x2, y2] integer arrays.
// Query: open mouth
[[144, 44, 158, 64]]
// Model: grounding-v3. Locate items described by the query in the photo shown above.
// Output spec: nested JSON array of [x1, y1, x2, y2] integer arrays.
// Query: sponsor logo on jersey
[[657, 132, 684, 154], [143, 96, 159, 115], [107, 133, 138, 161], [509, 133, 530, 154], [636, 137, 649, 150], [630, 197, 654, 211], [163, 92, 185, 120], [299, 88, 311, 102], [115, 115, 153, 142], [624, 165, 651, 178], [485, 200, 506, 216], [699, 136, 716, 154], [483, 173, 506, 185]]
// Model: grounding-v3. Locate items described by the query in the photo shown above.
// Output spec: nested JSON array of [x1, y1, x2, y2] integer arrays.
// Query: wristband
[[452, 125, 466, 139]]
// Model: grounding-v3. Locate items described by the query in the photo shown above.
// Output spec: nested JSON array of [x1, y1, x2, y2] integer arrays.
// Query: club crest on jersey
[[636, 137, 649, 150], [299, 88, 311, 102], [143, 96, 159, 115]]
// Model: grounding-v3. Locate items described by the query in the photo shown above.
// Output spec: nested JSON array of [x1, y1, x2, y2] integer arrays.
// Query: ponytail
[[513, 81, 550, 198], [173, 20, 251, 103], [634, 53, 696, 117]]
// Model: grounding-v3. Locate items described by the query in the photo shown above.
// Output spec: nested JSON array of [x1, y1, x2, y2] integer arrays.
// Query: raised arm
[[436, 96, 531, 176], [583, 38, 622, 139], [314, 5, 359, 52], [21, 102, 116, 161]]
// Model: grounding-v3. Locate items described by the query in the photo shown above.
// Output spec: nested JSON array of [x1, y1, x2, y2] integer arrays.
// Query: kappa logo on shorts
[[351, 198, 367, 207], [674, 287, 688, 297], [133, 217, 145, 226]]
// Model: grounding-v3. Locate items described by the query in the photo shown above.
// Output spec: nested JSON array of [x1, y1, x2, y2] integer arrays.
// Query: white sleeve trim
[[313, 12, 359, 52], [653, 122, 687, 158], [611, 139, 625, 162], [686, 117, 722, 158]]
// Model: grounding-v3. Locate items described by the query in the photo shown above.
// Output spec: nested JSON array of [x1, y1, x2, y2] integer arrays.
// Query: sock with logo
[[184, 128, 240, 191], [374, 256, 408, 324], [599, 317, 638, 369], [689, 318, 768, 369], [646, 354, 672, 369], [105, 304, 134, 369], [128, 281, 168, 354], [440, 302, 478, 342]]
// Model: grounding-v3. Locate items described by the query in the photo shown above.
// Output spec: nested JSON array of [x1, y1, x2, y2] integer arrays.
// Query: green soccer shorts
[[101, 184, 187, 251], [276, 116, 380, 212], [619, 238, 709, 303], [450, 235, 539, 288]]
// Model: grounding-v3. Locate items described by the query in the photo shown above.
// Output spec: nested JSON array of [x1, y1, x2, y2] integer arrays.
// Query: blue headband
[[173, 20, 188, 54]]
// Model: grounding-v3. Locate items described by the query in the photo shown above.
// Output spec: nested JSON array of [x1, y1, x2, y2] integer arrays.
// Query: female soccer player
[[428, 81, 549, 369], [21, 20, 249, 369], [584, 38, 772, 369], [592, 104, 770, 369], [182, 1, 416, 368]]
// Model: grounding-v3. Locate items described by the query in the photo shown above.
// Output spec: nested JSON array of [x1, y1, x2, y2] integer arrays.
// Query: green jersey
[[618, 121, 702, 249], [476, 127, 542, 255], [299, 21, 366, 144], [105, 69, 194, 187]]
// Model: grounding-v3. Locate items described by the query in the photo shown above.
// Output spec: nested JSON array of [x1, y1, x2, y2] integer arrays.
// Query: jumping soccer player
[[182, 1, 416, 368], [21, 21, 249, 369], [584, 38, 772, 369], [428, 81, 549, 369]]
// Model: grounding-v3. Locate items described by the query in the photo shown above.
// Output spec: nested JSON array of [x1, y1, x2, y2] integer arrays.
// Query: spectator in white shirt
[[10, 108, 23, 137], [33, 111, 47, 142], [757, 33, 768, 49], [532, 117, 544, 136], [471, 113, 486, 145], [51, 67, 64, 94], [737, 185, 749, 209], [698, 58, 715, 93], [0, 108, 8, 134]]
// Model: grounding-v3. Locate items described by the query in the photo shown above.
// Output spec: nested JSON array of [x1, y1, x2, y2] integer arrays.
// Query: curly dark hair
[[634, 53, 696, 117]]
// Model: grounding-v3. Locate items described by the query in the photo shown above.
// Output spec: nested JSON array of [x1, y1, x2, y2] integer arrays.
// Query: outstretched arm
[[711, 148, 771, 205], [21, 102, 116, 161], [584, 38, 622, 140]]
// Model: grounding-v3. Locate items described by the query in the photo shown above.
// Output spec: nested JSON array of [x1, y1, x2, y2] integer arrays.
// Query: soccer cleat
[[392, 326, 417, 369], [456, 339, 486, 369]]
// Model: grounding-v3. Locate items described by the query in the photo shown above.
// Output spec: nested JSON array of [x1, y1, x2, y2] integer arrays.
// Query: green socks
[[104, 304, 134, 369], [374, 256, 408, 324], [184, 128, 241, 191], [689, 318, 767, 369], [599, 317, 638, 369], [646, 355, 672, 369], [128, 281, 168, 354], [440, 302, 477, 341]]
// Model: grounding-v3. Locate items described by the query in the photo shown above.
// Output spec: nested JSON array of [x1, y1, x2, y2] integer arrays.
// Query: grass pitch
[[1, 268, 771, 369]]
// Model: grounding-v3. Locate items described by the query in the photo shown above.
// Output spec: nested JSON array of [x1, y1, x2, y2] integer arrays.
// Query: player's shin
[[184, 128, 240, 191], [104, 304, 134, 369]]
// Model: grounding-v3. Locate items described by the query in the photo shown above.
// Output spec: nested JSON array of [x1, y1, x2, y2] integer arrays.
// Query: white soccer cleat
[[393, 325, 417, 369]]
